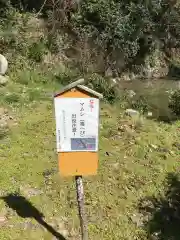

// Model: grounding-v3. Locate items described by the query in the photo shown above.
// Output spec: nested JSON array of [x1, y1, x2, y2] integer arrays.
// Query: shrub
[[0, 4, 48, 62], [73, 1, 142, 66], [130, 95, 149, 114], [55, 68, 80, 85], [169, 90, 180, 116], [0, 125, 9, 139], [71, 0, 162, 71], [4, 93, 20, 104], [12, 69, 50, 85], [28, 40, 47, 62], [69, 0, 180, 73], [87, 73, 117, 103]]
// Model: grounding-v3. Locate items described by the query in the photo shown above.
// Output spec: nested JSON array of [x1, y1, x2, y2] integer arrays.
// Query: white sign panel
[[54, 98, 99, 152]]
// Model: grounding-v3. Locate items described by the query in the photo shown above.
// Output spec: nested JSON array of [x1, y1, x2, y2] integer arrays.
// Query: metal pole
[[75, 176, 88, 240]]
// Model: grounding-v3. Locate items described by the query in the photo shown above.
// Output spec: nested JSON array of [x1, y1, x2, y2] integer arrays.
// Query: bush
[[4, 93, 20, 104], [12, 69, 49, 85], [1, 0, 180, 77], [28, 40, 47, 62], [63, 0, 180, 73], [73, 1, 143, 67], [0, 4, 48, 62], [0, 125, 9, 139], [72, 1, 164, 69], [169, 90, 180, 116], [55, 68, 80, 85], [87, 73, 117, 103], [130, 95, 149, 114]]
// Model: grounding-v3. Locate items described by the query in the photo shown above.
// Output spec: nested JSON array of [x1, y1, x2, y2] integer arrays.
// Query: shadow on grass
[[1, 194, 67, 240], [168, 63, 180, 78], [156, 114, 178, 124], [139, 173, 180, 240], [0, 126, 9, 140]]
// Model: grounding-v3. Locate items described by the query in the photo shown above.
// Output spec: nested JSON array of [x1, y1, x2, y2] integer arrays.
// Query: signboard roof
[[54, 79, 103, 99]]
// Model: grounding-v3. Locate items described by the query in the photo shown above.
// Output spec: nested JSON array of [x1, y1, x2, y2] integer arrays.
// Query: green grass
[[0, 68, 180, 239]]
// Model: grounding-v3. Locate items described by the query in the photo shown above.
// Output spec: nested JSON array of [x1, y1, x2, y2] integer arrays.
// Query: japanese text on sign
[[80, 101, 85, 137], [54, 98, 99, 152], [72, 114, 77, 136]]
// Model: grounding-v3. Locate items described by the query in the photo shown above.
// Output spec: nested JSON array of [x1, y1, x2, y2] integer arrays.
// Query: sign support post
[[75, 176, 88, 240], [54, 79, 103, 240]]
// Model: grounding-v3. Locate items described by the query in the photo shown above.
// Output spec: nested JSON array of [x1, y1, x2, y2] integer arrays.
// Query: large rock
[[125, 109, 140, 117], [0, 54, 8, 75], [105, 67, 113, 77], [127, 90, 136, 98], [110, 78, 117, 87], [120, 73, 131, 81]]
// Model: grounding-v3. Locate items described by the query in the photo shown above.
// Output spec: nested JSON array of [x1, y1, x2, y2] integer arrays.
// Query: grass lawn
[[0, 71, 180, 240]]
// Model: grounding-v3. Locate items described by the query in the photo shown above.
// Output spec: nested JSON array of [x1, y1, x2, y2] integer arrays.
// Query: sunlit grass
[[0, 83, 179, 239]]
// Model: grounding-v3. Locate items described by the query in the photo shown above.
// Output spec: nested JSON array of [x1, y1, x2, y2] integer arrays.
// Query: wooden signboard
[[54, 79, 103, 176]]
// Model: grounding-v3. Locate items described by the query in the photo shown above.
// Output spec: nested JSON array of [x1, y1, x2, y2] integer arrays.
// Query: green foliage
[[0, 125, 9, 139], [131, 95, 149, 113], [1, 0, 180, 75], [0, 4, 48, 63], [73, 1, 142, 61], [28, 40, 47, 62], [28, 89, 42, 102], [55, 68, 80, 85], [12, 69, 50, 85], [71, 0, 180, 70], [169, 90, 180, 116], [4, 92, 20, 104], [87, 73, 117, 103]]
